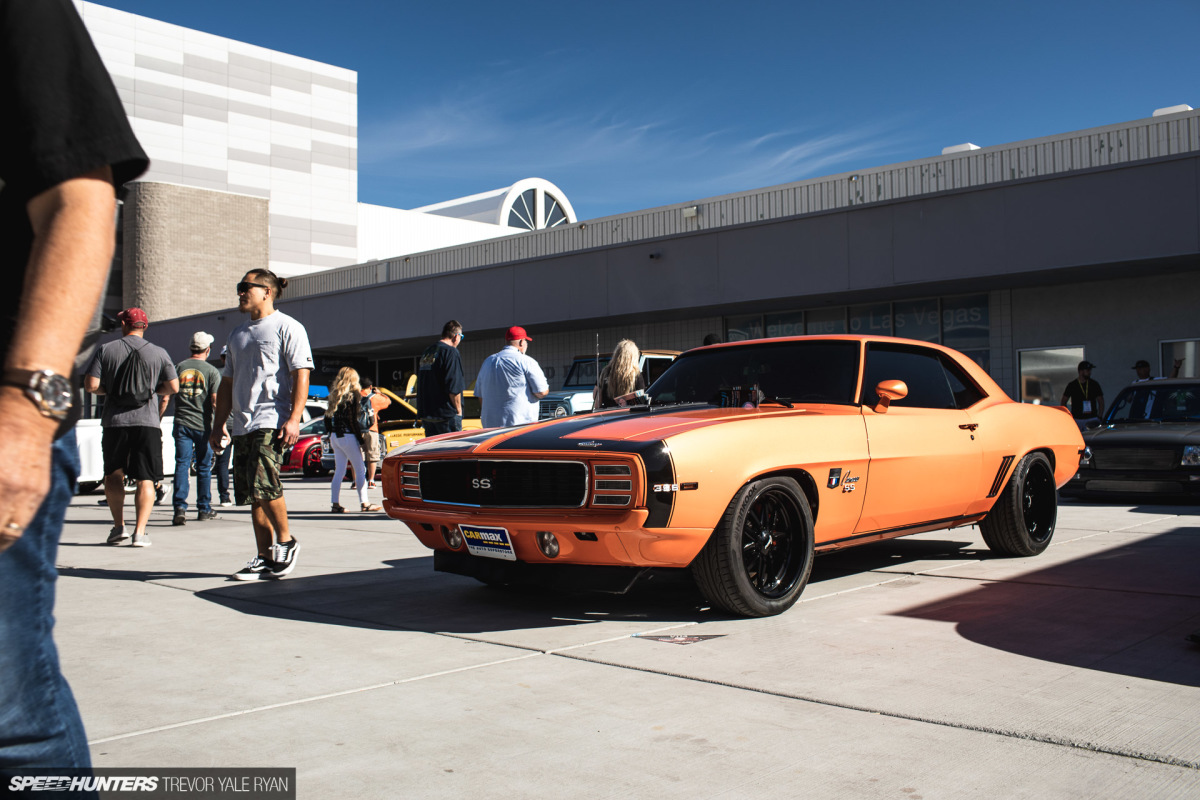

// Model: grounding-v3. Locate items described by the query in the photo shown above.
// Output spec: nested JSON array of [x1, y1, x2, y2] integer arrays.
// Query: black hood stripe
[[491, 411, 676, 528]]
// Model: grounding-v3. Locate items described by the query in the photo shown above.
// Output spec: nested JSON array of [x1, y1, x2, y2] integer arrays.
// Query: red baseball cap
[[506, 326, 532, 342], [117, 307, 149, 328]]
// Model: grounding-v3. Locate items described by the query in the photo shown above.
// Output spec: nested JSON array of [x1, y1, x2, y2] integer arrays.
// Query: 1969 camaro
[[381, 336, 1084, 616]]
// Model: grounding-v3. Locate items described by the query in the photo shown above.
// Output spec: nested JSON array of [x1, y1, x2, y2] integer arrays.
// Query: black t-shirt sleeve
[[0, 0, 149, 202], [444, 346, 466, 396]]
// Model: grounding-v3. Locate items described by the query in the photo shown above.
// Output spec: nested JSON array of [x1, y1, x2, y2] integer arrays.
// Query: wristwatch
[[2, 368, 73, 420]]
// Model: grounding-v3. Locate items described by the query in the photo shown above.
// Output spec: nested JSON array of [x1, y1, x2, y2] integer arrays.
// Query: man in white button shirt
[[476, 326, 550, 428]]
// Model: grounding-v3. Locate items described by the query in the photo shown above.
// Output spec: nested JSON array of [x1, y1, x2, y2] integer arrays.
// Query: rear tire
[[980, 452, 1057, 557], [691, 476, 814, 617]]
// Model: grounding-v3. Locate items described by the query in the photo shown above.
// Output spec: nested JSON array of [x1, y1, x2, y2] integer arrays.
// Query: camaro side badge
[[827, 468, 842, 489], [842, 475, 860, 493], [576, 441, 604, 448]]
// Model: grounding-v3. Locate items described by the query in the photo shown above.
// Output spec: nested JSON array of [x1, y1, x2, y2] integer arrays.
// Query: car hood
[[1083, 421, 1200, 446], [395, 403, 861, 456]]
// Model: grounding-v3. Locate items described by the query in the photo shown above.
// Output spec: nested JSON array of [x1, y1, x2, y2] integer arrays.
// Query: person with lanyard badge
[[1061, 360, 1104, 431]]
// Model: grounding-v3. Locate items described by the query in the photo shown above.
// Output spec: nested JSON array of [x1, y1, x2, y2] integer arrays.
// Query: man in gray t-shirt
[[83, 307, 178, 546], [170, 331, 222, 525], [211, 270, 313, 581]]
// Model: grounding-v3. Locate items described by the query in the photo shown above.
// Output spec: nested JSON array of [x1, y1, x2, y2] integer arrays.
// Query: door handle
[[958, 423, 979, 431]]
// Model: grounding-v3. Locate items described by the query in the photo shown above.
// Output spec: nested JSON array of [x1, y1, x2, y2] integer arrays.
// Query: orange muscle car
[[381, 336, 1084, 617]]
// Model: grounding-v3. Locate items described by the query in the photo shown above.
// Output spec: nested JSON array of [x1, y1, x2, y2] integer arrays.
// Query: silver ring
[[4, 522, 23, 532]]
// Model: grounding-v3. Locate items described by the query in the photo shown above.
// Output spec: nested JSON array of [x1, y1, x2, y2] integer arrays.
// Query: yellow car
[[321, 387, 481, 471], [379, 388, 482, 452]]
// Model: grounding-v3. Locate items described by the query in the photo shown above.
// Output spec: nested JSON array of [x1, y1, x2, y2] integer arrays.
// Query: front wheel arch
[[690, 476, 815, 617]]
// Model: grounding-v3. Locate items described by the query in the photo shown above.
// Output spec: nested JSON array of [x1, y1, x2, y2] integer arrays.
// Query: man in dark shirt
[[0, 0, 148, 772], [1061, 360, 1104, 430], [416, 320, 466, 435], [171, 331, 222, 525]]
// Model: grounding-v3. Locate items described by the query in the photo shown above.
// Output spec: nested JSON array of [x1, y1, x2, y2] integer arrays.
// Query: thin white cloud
[[358, 64, 916, 215]]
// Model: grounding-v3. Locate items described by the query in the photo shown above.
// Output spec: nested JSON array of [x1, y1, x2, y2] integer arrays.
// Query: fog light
[[536, 531, 560, 558], [1078, 447, 1092, 467], [443, 526, 463, 549]]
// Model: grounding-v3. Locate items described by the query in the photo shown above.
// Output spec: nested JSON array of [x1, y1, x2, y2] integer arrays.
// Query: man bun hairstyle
[[441, 320, 463, 339], [247, 268, 287, 300]]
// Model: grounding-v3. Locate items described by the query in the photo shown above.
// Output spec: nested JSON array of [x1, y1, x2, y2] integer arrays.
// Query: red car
[[282, 418, 328, 477]]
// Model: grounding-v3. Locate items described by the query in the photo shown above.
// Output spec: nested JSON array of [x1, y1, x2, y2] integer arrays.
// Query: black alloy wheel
[[692, 476, 815, 617], [980, 452, 1057, 557]]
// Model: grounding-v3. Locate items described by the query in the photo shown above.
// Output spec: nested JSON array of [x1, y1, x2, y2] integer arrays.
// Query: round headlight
[[553, 405, 569, 418]]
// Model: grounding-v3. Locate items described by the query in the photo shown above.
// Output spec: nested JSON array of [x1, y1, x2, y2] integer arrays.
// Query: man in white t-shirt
[[476, 326, 549, 428], [211, 270, 313, 581]]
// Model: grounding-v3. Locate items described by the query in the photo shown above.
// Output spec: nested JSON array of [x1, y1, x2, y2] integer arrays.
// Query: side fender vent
[[988, 455, 1016, 498]]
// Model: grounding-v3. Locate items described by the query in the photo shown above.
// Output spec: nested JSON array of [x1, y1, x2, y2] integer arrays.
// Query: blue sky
[[95, 0, 1198, 220]]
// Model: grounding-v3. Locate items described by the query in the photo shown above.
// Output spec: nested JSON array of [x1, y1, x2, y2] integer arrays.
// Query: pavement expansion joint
[[87, 652, 541, 746], [549, 651, 1200, 772]]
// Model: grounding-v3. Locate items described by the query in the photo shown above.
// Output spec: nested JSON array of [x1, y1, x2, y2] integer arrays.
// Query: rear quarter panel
[[964, 399, 1083, 516]]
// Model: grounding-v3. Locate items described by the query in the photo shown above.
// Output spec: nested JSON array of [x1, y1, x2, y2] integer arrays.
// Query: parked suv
[[538, 350, 679, 419]]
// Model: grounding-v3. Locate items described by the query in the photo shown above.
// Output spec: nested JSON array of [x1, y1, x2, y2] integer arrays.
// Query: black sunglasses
[[237, 281, 269, 294]]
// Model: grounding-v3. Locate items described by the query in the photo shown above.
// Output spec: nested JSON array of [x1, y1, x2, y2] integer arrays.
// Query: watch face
[[38, 373, 73, 413]]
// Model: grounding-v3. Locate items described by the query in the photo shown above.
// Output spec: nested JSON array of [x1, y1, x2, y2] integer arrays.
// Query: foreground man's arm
[[0, 167, 116, 553]]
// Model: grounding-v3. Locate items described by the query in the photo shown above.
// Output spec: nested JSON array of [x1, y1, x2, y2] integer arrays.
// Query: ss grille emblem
[[471, 477, 492, 490]]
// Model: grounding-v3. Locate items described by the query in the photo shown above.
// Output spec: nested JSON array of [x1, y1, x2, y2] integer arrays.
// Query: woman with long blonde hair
[[324, 367, 380, 512], [594, 339, 644, 409]]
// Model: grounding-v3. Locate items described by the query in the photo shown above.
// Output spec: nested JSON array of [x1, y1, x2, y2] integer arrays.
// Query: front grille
[[1091, 448, 1177, 471], [418, 460, 587, 507], [539, 400, 555, 417]]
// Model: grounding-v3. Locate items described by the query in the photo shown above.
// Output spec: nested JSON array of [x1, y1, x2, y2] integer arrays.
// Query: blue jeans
[[172, 425, 213, 513], [424, 415, 462, 436], [0, 430, 93, 771], [214, 444, 231, 503]]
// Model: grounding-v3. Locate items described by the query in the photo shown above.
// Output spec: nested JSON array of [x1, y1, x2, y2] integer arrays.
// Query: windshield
[[648, 340, 860, 407], [563, 357, 611, 388], [1106, 383, 1200, 423]]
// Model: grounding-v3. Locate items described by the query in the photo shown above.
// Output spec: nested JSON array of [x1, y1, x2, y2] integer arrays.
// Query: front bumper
[[381, 501, 711, 568], [1062, 468, 1200, 497]]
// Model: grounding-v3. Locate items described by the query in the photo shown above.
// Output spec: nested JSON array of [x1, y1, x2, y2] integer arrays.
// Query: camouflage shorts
[[232, 429, 284, 505]]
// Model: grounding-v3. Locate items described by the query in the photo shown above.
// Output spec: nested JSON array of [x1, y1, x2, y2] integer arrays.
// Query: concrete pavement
[[55, 477, 1200, 798]]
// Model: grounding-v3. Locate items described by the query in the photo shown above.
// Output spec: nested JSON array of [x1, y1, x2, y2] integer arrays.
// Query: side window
[[861, 345, 955, 409], [939, 357, 985, 409], [643, 357, 673, 387]]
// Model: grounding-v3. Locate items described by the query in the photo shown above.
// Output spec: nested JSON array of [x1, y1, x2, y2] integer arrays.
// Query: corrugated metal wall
[[288, 111, 1200, 299]]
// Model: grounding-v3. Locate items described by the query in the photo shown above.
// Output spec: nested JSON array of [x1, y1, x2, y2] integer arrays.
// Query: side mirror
[[874, 380, 908, 413]]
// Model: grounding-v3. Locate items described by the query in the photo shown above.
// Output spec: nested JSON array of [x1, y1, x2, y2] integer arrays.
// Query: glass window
[[1018, 346, 1084, 405], [649, 340, 860, 407], [1161, 339, 1198, 379], [725, 314, 764, 342], [544, 193, 568, 228], [940, 356, 986, 409], [805, 307, 846, 334], [507, 189, 537, 229], [941, 295, 989, 352], [643, 356, 674, 386], [860, 344, 955, 409], [765, 311, 804, 338], [892, 299, 939, 342], [848, 303, 891, 337]]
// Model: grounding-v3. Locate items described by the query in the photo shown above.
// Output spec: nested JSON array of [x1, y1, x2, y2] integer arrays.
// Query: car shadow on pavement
[[891, 530, 1200, 687], [195, 556, 729, 635], [810, 536, 980, 580]]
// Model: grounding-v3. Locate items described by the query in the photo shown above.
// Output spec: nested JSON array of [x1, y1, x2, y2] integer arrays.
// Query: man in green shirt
[[172, 331, 222, 525]]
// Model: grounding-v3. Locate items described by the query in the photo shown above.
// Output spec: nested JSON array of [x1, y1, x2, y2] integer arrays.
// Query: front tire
[[980, 452, 1057, 557], [691, 476, 814, 617]]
